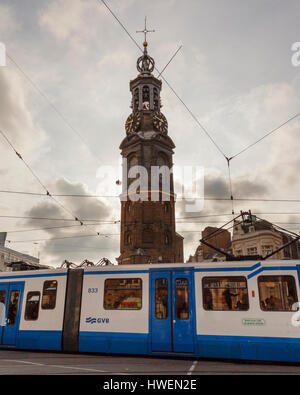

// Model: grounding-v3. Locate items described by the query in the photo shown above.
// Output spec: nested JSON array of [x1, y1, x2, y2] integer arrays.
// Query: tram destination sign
[[242, 318, 266, 326]]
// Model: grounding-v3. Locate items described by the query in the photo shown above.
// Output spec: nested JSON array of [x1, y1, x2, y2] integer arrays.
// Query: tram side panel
[[17, 271, 68, 351], [78, 271, 149, 354], [194, 267, 300, 362]]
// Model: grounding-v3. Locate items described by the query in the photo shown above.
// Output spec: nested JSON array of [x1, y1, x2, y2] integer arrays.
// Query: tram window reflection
[[7, 291, 19, 325], [202, 277, 249, 311], [25, 291, 40, 321], [155, 278, 168, 319], [0, 291, 6, 326], [258, 275, 298, 312], [175, 278, 189, 320], [104, 278, 142, 310], [42, 280, 57, 310]]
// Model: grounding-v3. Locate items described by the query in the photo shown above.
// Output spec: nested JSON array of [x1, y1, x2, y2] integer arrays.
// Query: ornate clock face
[[125, 111, 141, 134], [153, 111, 168, 134]]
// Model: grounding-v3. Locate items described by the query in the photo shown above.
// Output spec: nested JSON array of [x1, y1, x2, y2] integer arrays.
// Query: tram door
[[150, 270, 195, 353], [0, 283, 24, 346]]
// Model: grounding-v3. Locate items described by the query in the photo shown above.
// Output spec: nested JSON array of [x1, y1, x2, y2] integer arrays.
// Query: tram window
[[42, 280, 57, 310], [202, 276, 249, 311], [104, 278, 142, 310], [175, 278, 189, 320], [155, 278, 168, 319], [7, 291, 19, 326], [25, 292, 40, 321], [258, 275, 298, 311]]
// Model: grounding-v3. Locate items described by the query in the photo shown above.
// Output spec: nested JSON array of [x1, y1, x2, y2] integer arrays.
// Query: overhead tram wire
[[98, 0, 227, 160], [99, 1, 300, 216], [97, 0, 252, 218], [228, 111, 300, 161], [7, 7, 300, 228], [6, 53, 104, 168], [254, 214, 300, 239], [6, 233, 119, 244], [7, 223, 300, 245], [3, 189, 300, 203], [0, 127, 82, 224], [10, 4, 299, 218], [4, 219, 300, 236], [156, 45, 183, 79], [4, 221, 116, 234], [224, 111, 300, 215], [0, 128, 111, 241]]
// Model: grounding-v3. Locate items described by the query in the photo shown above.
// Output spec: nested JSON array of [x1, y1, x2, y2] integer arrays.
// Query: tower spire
[[136, 16, 155, 45], [136, 17, 155, 75]]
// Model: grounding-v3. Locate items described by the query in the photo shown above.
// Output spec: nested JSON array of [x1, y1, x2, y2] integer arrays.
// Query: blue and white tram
[[0, 260, 300, 362]]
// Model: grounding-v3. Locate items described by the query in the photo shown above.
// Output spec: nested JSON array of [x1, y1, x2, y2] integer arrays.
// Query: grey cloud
[[23, 178, 117, 266]]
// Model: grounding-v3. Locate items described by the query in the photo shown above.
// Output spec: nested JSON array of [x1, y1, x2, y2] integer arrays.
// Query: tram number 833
[[88, 288, 98, 294]]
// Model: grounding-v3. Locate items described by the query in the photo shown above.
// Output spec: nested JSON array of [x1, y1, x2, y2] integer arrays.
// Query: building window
[[7, 291, 19, 326], [258, 275, 298, 311], [104, 278, 142, 310], [42, 280, 57, 310], [202, 276, 249, 311], [262, 245, 273, 256], [25, 291, 40, 320], [247, 247, 258, 255]]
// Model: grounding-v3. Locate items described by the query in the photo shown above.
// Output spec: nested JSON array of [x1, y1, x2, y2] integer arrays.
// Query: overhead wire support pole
[[225, 156, 235, 215]]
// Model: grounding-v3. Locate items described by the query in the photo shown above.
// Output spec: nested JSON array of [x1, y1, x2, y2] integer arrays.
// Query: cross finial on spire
[[136, 16, 155, 44]]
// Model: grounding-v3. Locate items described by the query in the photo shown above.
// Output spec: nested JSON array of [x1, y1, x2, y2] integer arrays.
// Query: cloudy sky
[[0, 0, 300, 267]]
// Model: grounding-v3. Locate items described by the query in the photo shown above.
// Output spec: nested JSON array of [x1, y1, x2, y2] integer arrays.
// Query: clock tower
[[117, 30, 184, 265]]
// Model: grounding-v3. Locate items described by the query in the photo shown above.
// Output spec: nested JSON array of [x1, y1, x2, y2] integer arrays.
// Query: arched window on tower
[[156, 153, 171, 200], [125, 232, 132, 245], [164, 232, 171, 245], [142, 85, 150, 110], [153, 87, 159, 110], [133, 88, 139, 111]]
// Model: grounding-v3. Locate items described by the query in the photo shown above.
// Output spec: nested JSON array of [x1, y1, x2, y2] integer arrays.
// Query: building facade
[[117, 40, 183, 265], [188, 217, 300, 263], [232, 219, 284, 260], [0, 232, 41, 271], [187, 226, 232, 263]]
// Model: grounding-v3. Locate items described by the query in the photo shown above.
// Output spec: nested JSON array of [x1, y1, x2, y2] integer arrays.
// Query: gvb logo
[[0, 42, 6, 67]]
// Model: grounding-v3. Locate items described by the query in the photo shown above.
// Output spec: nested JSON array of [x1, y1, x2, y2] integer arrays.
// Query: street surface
[[0, 349, 299, 374]]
